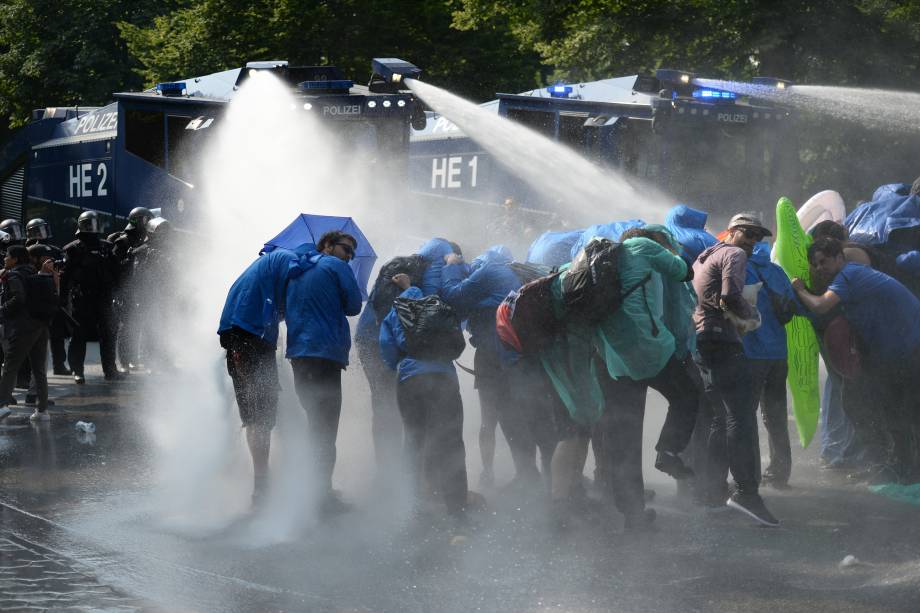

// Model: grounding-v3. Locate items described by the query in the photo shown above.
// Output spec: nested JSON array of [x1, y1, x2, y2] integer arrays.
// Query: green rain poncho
[[540, 233, 690, 426]]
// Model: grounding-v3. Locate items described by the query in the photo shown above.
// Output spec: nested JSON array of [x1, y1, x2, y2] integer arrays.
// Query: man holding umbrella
[[285, 230, 363, 515]]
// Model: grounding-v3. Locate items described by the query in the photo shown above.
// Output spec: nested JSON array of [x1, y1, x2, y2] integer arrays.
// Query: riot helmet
[[26, 218, 52, 241], [76, 210, 101, 235], [0, 230, 11, 249], [125, 207, 154, 232], [0, 219, 24, 242]]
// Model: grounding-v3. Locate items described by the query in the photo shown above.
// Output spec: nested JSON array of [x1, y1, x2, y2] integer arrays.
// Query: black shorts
[[222, 329, 279, 429]]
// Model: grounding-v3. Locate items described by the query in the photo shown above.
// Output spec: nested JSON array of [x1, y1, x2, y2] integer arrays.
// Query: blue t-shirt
[[828, 262, 920, 366]]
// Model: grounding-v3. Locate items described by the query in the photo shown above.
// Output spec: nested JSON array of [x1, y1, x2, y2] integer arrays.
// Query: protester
[[285, 230, 363, 514], [793, 237, 920, 483], [441, 245, 547, 489], [355, 298, 403, 470], [219, 246, 303, 505], [379, 273, 470, 524], [0, 245, 54, 421], [692, 212, 779, 526], [741, 242, 798, 488], [591, 225, 698, 531], [61, 211, 120, 384]]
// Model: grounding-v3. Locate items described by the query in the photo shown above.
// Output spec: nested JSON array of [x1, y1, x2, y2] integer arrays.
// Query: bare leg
[[479, 403, 499, 486], [246, 426, 271, 500], [550, 435, 589, 500]]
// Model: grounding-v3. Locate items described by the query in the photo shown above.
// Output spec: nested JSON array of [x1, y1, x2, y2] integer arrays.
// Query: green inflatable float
[[772, 197, 820, 447]]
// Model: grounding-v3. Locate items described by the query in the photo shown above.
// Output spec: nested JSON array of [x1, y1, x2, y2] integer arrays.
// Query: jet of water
[[144, 71, 400, 542], [695, 78, 920, 134], [405, 79, 674, 225]]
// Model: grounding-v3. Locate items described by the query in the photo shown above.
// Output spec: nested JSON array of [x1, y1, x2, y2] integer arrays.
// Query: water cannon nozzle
[[370, 58, 421, 93]]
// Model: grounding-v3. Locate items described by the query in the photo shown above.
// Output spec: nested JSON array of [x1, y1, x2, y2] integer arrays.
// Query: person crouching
[[379, 273, 470, 526]]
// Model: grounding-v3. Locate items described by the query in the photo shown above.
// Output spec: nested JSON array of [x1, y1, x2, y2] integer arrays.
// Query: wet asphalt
[[1, 346, 919, 612]]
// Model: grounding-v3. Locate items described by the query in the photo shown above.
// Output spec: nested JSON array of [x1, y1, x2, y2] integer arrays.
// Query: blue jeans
[[696, 342, 760, 497], [819, 368, 860, 466]]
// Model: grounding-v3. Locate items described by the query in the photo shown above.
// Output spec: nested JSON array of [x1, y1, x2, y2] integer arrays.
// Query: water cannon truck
[[0, 58, 424, 242]]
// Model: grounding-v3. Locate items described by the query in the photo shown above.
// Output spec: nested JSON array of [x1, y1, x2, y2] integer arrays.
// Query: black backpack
[[371, 255, 429, 321], [11, 271, 59, 323], [393, 295, 466, 361], [562, 237, 647, 323]]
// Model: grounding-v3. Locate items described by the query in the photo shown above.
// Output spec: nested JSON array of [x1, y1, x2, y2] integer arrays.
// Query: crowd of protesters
[[4, 179, 920, 536], [214, 176, 920, 534], [0, 208, 173, 423]]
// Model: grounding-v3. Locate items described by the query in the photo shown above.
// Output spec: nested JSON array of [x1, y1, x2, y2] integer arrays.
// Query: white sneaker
[[29, 410, 50, 422], [0, 406, 10, 420]]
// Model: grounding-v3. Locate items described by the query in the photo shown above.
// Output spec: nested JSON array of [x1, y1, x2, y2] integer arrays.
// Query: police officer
[[107, 207, 153, 372], [61, 211, 120, 383], [131, 217, 173, 371], [25, 218, 70, 375], [0, 220, 25, 249]]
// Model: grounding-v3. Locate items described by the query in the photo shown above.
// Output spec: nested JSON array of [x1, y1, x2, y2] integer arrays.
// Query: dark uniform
[[129, 217, 172, 370], [106, 207, 152, 370], [61, 220, 120, 382], [25, 237, 68, 374]]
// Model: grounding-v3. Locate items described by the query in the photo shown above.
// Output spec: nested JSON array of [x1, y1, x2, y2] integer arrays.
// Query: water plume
[[695, 78, 920, 134], [405, 79, 674, 225], [143, 71, 391, 542]]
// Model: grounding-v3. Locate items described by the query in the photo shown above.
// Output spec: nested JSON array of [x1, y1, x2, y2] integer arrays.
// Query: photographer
[[26, 218, 70, 376], [0, 245, 54, 421]]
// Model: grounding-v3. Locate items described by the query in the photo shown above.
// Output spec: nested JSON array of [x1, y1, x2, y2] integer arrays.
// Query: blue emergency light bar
[[548, 84, 573, 98], [692, 88, 737, 101], [156, 82, 187, 96]]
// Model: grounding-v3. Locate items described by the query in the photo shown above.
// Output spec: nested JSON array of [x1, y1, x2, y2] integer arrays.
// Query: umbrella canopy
[[263, 214, 376, 300]]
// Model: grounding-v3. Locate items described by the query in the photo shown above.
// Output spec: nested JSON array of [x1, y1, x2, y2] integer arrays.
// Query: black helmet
[[0, 219, 24, 242], [126, 207, 154, 232], [76, 210, 101, 235], [26, 218, 52, 241]]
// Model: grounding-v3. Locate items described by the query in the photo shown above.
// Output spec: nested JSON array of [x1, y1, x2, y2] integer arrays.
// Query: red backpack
[[495, 272, 561, 354]]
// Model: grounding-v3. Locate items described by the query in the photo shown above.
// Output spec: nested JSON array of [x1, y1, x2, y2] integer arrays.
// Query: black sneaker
[[655, 451, 695, 480], [74, 375, 86, 385], [726, 492, 780, 527], [53, 366, 73, 376], [104, 372, 127, 382]]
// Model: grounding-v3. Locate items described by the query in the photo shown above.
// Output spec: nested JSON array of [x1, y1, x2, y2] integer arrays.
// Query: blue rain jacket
[[285, 252, 363, 365], [665, 204, 718, 263], [417, 238, 456, 296], [526, 230, 583, 266], [845, 194, 920, 247], [742, 243, 798, 360], [570, 220, 644, 259], [872, 183, 911, 202], [440, 245, 520, 354], [218, 249, 303, 348], [379, 286, 458, 382]]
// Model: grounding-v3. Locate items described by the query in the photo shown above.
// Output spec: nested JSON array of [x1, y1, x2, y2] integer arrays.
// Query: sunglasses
[[740, 228, 765, 240], [335, 242, 355, 257]]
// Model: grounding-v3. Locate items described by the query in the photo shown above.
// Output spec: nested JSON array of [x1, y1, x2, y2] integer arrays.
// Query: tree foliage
[[453, 0, 920, 86]]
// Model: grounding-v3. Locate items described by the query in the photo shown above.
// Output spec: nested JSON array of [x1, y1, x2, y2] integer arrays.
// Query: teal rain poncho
[[539, 232, 690, 426]]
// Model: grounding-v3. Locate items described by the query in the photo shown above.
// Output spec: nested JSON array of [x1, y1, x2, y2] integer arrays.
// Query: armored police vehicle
[[0, 58, 425, 242], [410, 69, 795, 219]]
